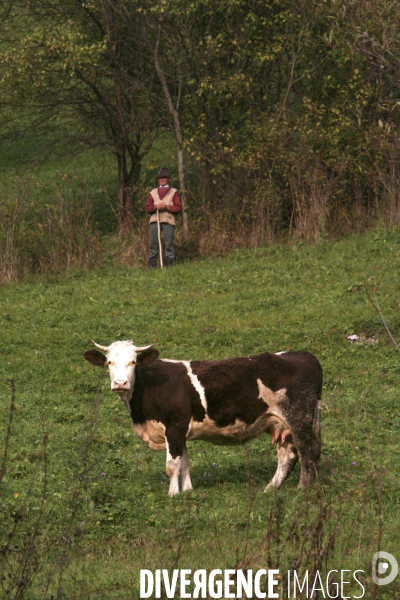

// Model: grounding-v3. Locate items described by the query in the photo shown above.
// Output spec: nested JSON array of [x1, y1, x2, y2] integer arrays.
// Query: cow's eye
[[129, 361, 136, 366], [107, 361, 113, 367]]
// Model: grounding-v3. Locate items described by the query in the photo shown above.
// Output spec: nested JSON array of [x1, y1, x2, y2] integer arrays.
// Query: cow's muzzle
[[112, 380, 130, 393]]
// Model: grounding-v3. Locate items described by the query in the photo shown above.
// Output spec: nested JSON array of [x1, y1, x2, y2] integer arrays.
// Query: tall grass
[[0, 384, 109, 599], [0, 175, 101, 282]]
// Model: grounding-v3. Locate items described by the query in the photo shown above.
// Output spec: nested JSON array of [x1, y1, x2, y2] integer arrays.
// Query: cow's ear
[[83, 349, 107, 368], [137, 348, 159, 364]]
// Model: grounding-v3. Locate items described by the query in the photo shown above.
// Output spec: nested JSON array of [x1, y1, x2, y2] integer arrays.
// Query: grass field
[[1, 229, 400, 598]]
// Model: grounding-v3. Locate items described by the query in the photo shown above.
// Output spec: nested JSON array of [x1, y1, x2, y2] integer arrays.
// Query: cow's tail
[[313, 363, 323, 461], [313, 398, 321, 461]]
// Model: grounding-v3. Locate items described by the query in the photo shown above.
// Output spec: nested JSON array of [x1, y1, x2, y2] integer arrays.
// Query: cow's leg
[[166, 441, 182, 496], [165, 424, 188, 496], [295, 439, 319, 488], [286, 424, 319, 488], [181, 446, 193, 492], [264, 438, 298, 492]]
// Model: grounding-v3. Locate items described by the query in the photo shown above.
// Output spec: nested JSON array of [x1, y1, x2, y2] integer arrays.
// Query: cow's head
[[83, 340, 159, 396]]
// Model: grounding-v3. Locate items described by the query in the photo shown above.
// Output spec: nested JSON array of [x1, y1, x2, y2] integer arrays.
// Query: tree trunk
[[117, 151, 129, 227], [116, 149, 141, 228], [176, 142, 189, 237], [154, 20, 189, 238]]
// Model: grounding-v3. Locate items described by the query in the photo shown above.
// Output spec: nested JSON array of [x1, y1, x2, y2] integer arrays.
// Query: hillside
[[1, 231, 399, 597]]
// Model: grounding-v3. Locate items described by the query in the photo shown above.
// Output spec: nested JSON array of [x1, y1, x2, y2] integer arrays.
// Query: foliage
[[1, 231, 400, 596], [0, 0, 162, 224], [2, 0, 400, 236]]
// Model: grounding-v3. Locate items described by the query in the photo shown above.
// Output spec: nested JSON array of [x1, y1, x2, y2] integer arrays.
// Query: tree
[[0, 0, 163, 226], [153, 12, 189, 237]]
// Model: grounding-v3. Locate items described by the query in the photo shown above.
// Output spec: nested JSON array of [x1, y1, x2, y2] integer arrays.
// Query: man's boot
[[165, 258, 174, 267], [149, 258, 157, 268]]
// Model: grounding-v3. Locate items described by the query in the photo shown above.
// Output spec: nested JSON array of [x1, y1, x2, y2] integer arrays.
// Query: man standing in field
[[146, 167, 182, 268]]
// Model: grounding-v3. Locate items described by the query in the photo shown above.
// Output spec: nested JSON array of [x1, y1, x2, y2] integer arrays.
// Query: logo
[[372, 551, 398, 586]]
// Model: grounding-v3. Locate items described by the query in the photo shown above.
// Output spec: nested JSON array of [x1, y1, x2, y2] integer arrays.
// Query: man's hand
[[155, 201, 166, 210]]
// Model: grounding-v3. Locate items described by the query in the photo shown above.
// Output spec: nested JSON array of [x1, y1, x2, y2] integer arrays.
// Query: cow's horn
[[92, 340, 110, 352], [135, 344, 153, 352]]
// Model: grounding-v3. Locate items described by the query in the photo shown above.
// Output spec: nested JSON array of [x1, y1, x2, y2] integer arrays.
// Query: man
[[146, 167, 182, 268]]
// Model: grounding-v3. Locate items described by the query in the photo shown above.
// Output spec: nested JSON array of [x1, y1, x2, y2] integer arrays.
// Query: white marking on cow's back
[[162, 359, 183, 363], [162, 359, 207, 412], [184, 361, 207, 412], [275, 351, 286, 355]]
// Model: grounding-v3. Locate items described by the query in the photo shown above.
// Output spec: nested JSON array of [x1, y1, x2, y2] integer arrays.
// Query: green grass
[[0, 129, 179, 238], [1, 229, 400, 597]]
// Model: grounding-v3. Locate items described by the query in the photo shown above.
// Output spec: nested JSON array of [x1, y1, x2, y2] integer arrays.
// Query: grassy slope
[[1, 230, 400, 597], [0, 132, 178, 237]]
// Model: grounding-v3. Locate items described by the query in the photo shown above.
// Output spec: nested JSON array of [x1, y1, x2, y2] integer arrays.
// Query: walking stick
[[157, 209, 163, 268]]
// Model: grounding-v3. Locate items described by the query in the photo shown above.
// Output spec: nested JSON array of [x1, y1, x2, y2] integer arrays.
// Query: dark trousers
[[149, 222, 175, 261]]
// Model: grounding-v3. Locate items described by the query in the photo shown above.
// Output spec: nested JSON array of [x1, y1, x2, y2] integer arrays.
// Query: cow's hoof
[[298, 472, 315, 488], [297, 478, 313, 489]]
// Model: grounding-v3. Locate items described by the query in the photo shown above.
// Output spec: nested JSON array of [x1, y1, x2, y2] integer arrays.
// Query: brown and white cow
[[83, 341, 322, 496]]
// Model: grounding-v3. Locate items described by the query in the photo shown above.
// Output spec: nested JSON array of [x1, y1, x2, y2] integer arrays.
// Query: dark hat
[[157, 167, 170, 179]]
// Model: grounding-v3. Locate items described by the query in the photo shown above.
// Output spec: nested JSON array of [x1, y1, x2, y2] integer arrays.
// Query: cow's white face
[[106, 341, 141, 393], [83, 340, 158, 396]]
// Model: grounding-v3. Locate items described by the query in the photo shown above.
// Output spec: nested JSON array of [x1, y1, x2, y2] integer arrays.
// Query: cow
[[83, 341, 322, 496]]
